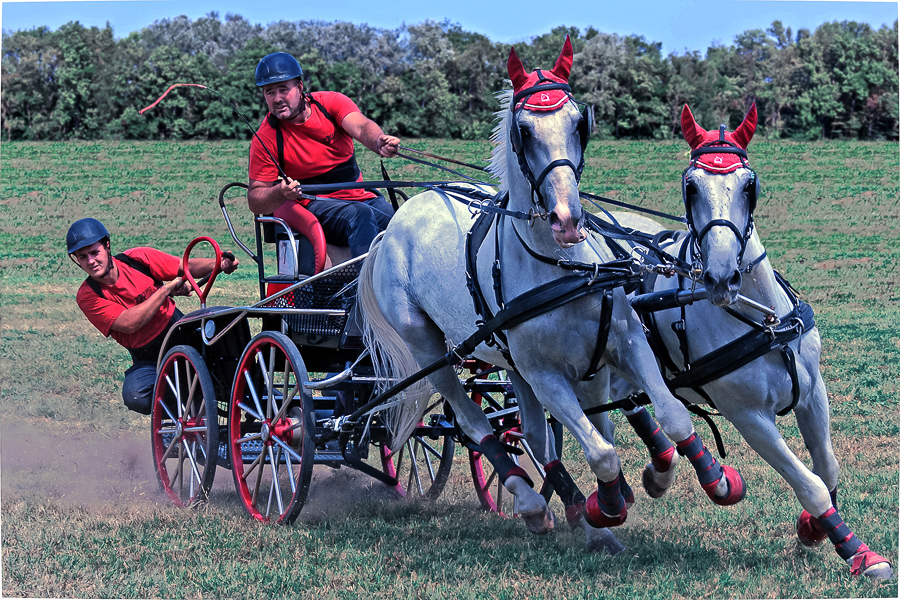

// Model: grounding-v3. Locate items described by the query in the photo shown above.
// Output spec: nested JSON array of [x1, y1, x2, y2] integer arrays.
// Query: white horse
[[603, 103, 892, 578], [357, 37, 745, 548]]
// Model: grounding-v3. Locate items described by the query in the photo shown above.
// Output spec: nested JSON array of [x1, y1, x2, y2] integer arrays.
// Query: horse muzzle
[[702, 267, 742, 306], [549, 209, 587, 248]]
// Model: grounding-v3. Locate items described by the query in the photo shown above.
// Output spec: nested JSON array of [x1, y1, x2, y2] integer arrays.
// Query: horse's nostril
[[703, 271, 715, 288], [729, 270, 742, 290]]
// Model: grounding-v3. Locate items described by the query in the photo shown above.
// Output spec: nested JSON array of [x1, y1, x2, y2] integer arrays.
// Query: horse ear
[[732, 103, 757, 148], [507, 46, 529, 91], [550, 35, 574, 82], [681, 104, 707, 149]]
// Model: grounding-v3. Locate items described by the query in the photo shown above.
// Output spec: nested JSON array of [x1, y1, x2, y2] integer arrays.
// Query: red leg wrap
[[585, 490, 628, 528], [700, 464, 746, 506], [849, 544, 892, 577], [796, 510, 828, 546]]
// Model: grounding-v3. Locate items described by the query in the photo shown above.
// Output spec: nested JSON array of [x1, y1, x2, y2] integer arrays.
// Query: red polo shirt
[[76, 247, 181, 349]]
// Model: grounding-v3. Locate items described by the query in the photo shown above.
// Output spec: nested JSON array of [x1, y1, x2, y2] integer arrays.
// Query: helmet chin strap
[[100, 242, 116, 280]]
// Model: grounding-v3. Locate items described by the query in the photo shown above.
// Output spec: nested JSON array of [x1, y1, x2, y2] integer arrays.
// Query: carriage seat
[[264, 203, 352, 281]]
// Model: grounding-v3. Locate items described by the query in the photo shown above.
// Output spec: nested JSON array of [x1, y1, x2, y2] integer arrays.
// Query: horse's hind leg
[[393, 325, 554, 533], [720, 402, 892, 579], [513, 372, 625, 554], [605, 288, 745, 505]]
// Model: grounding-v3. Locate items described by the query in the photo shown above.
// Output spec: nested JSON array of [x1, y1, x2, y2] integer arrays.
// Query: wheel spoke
[[158, 427, 179, 461], [408, 440, 425, 495], [418, 439, 438, 483], [267, 446, 285, 517], [161, 376, 179, 422], [237, 399, 263, 422], [243, 370, 265, 419], [265, 346, 277, 419], [182, 438, 203, 492], [271, 434, 304, 464]]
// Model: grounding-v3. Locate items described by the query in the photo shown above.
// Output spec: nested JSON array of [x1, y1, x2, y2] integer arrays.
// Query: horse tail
[[357, 236, 433, 452]]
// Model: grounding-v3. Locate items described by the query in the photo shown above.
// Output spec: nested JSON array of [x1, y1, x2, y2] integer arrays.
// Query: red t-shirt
[[76, 247, 181, 349], [248, 91, 375, 205]]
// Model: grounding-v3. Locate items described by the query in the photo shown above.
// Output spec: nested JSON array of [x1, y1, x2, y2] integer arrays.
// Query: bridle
[[682, 126, 760, 267], [508, 73, 590, 213]]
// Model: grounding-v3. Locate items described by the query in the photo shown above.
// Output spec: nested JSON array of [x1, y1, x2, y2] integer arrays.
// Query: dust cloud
[[1, 419, 407, 519]]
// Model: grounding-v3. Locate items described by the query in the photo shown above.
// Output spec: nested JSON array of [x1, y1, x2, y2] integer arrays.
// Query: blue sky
[[1, 0, 897, 55]]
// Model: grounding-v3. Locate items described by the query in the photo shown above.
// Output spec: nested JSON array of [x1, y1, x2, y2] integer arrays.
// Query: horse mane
[[488, 88, 513, 192]]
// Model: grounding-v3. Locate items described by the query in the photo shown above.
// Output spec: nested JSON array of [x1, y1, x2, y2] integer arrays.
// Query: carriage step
[[314, 451, 345, 463]]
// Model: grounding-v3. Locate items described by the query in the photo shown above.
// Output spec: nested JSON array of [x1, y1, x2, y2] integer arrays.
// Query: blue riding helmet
[[255, 52, 304, 87], [66, 218, 110, 254]]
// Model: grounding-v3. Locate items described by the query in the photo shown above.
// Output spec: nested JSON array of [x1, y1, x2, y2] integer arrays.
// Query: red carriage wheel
[[229, 332, 315, 524], [151, 345, 219, 507], [379, 404, 455, 500]]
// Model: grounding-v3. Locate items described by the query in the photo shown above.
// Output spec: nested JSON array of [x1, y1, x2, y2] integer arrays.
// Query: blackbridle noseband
[[682, 126, 760, 266], [509, 72, 590, 212]]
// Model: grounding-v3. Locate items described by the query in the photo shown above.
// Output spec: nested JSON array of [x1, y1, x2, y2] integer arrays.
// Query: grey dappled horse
[[602, 104, 891, 578], [357, 38, 745, 550]]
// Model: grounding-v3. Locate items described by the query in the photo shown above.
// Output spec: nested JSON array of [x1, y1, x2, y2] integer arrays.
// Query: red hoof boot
[[702, 465, 746, 506], [796, 510, 827, 546], [565, 501, 585, 530], [584, 491, 628, 528], [849, 544, 893, 579]]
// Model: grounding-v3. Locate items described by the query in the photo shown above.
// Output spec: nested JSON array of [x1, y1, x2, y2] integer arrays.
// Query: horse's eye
[[684, 181, 698, 198]]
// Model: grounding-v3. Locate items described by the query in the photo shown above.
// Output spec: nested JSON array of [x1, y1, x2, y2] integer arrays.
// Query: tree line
[[2, 14, 897, 142]]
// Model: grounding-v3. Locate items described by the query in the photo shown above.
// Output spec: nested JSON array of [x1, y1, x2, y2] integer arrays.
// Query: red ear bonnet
[[508, 36, 574, 112], [731, 103, 757, 149], [682, 103, 757, 172], [550, 36, 573, 81], [507, 46, 529, 92], [681, 104, 707, 150]]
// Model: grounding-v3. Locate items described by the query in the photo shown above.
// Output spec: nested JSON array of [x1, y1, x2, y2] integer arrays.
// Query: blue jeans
[[305, 194, 394, 257], [122, 361, 156, 415]]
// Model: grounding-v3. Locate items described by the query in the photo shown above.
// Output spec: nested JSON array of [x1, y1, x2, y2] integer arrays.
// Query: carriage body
[[148, 181, 538, 524]]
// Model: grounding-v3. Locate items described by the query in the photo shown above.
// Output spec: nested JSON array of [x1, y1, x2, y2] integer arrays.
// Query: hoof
[[583, 522, 627, 556], [703, 465, 746, 506], [642, 462, 676, 499], [585, 491, 628, 528], [849, 545, 893, 579], [796, 510, 827, 546], [521, 506, 556, 535]]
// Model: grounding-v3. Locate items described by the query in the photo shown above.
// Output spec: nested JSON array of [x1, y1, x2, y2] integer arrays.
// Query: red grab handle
[[182, 236, 222, 307]]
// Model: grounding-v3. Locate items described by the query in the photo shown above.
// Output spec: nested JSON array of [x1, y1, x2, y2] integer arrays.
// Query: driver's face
[[261, 79, 305, 122]]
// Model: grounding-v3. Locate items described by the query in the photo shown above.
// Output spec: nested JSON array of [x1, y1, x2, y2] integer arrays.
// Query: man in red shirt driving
[[67, 218, 239, 414], [247, 52, 401, 258]]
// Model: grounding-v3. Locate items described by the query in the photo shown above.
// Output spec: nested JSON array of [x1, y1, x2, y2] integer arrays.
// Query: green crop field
[[1, 138, 897, 599]]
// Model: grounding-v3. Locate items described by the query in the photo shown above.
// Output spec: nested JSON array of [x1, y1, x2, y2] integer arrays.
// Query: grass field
[[1, 138, 898, 599]]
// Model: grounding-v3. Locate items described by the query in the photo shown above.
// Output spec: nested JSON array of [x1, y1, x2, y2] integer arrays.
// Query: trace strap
[[346, 269, 639, 423]]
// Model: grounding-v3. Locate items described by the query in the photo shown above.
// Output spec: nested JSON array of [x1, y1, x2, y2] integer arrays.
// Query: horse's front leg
[[719, 401, 892, 579], [793, 362, 841, 546], [605, 288, 746, 506], [586, 372, 678, 499], [517, 369, 630, 529], [513, 372, 626, 554]]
